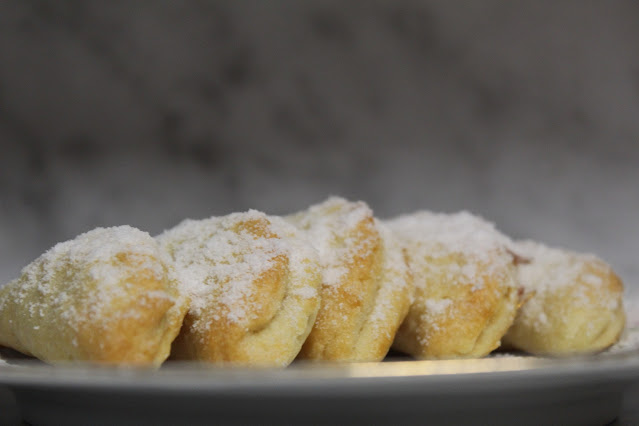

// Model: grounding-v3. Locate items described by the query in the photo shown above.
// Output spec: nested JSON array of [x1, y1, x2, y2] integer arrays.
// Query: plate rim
[[2, 349, 639, 393]]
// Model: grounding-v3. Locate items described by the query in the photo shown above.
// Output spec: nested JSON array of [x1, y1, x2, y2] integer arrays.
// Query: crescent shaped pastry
[[158, 210, 321, 367], [387, 211, 519, 359], [0, 226, 189, 366], [503, 240, 625, 355], [287, 197, 413, 362]]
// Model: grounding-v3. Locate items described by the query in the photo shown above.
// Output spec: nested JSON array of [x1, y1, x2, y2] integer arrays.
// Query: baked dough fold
[[387, 211, 519, 359], [158, 210, 321, 367], [503, 240, 625, 355], [287, 197, 413, 362]]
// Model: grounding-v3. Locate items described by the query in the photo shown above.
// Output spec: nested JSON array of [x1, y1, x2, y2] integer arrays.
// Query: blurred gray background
[[0, 1, 638, 296]]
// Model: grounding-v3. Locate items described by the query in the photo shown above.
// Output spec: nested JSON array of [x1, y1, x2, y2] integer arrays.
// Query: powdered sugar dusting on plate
[[608, 298, 639, 354]]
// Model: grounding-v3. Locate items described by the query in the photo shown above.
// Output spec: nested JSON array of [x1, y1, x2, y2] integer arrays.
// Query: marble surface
[[0, 1, 638, 296]]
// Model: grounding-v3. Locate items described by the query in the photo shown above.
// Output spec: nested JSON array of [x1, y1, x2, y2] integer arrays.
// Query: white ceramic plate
[[2, 341, 639, 426]]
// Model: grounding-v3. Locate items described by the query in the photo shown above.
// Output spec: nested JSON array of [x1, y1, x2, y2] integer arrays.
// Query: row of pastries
[[0, 197, 626, 367]]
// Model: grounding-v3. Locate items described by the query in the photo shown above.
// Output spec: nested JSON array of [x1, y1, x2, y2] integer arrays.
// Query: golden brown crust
[[388, 211, 519, 359], [159, 211, 321, 367], [503, 241, 625, 356], [392, 252, 519, 358], [297, 213, 382, 360], [289, 197, 413, 362], [76, 268, 186, 364], [0, 226, 188, 366]]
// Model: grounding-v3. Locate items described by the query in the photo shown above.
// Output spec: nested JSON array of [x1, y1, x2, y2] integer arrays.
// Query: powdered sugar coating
[[0, 226, 176, 330], [366, 220, 412, 330], [388, 211, 521, 358], [424, 298, 453, 316], [158, 210, 319, 331], [502, 240, 626, 355], [514, 240, 603, 292], [387, 211, 513, 288], [287, 196, 375, 288], [287, 197, 413, 361], [511, 240, 620, 331]]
